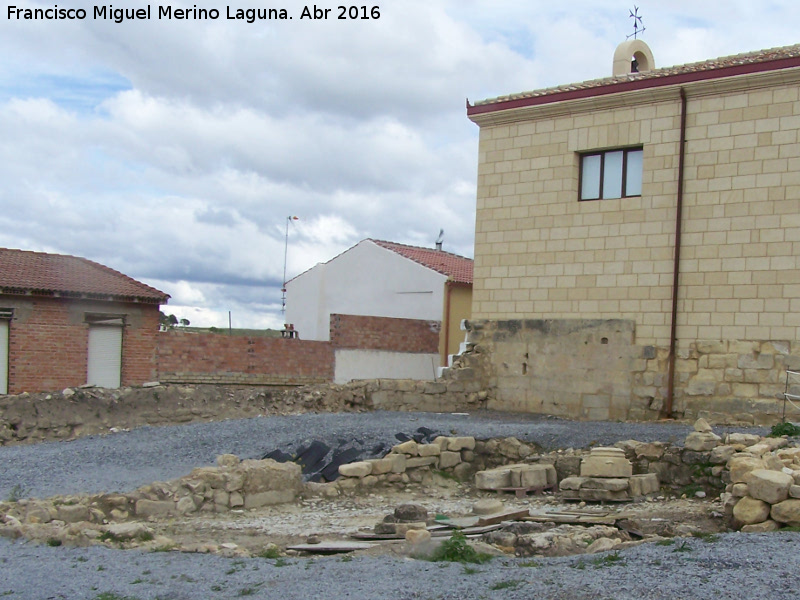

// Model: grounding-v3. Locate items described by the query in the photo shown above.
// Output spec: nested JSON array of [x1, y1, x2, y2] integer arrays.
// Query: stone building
[[462, 40, 800, 423]]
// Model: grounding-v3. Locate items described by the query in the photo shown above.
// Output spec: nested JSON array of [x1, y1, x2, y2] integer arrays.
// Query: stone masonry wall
[[445, 318, 800, 424]]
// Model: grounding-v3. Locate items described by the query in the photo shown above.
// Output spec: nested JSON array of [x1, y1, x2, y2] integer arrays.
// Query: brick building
[[462, 40, 800, 423], [0, 248, 169, 394]]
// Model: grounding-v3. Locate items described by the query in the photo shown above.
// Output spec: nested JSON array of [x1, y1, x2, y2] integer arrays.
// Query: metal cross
[[627, 6, 645, 40]]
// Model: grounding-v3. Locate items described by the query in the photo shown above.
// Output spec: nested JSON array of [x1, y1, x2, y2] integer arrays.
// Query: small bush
[[769, 422, 800, 437], [490, 580, 523, 591], [256, 546, 281, 559], [428, 531, 493, 565], [46, 538, 62, 547]]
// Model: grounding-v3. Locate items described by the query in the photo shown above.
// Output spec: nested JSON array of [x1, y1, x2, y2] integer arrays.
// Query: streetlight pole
[[281, 216, 298, 316]]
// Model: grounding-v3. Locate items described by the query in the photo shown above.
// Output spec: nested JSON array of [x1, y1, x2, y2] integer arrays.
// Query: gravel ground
[[0, 410, 768, 499], [2, 530, 800, 600], [0, 411, 783, 600]]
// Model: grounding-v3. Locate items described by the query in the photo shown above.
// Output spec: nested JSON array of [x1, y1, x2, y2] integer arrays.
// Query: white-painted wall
[[285, 240, 447, 341], [334, 349, 439, 383]]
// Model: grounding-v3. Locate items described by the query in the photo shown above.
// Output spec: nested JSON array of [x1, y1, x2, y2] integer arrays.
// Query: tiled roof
[[370, 240, 473, 284], [0, 248, 169, 304], [472, 43, 800, 111]]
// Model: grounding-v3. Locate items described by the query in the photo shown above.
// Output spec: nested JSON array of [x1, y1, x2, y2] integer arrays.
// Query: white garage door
[[0, 319, 8, 395], [87, 325, 122, 388]]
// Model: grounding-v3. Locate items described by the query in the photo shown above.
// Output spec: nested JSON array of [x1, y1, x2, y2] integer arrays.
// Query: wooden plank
[[288, 541, 375, 554], [476, 509, 531, 526]]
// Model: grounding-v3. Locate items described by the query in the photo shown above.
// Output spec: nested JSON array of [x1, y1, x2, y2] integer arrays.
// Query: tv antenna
[[627, 6, 645, 40]]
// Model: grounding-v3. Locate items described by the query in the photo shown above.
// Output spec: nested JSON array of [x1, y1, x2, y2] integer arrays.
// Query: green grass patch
[[428, 531, 493, 565], [655, 538, 674, 546], [518, 560, 540, 568], [693, 532, 720, 543], [490, 580, 524, 591], [592, 551, 624, 569], [93, 594, 141, 600], [256, 546, 281, 559], [46, 538, 62, 547]]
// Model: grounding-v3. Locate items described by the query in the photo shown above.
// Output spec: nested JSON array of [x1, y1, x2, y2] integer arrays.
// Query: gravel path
[[0, 411, 782, 599]]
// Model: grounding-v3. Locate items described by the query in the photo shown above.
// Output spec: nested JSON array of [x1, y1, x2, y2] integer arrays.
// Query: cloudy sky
[[2, 1, 799, 328]]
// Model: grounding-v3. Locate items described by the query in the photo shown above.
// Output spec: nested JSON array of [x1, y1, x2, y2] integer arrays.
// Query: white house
[[285, 239, 473, 383]]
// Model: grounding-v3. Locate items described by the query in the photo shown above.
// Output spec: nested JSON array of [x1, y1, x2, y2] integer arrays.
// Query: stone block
[[738, 354, 774, 370], [684, 431, 721, 451], [731, 483, 749, 497], [741, 520, 781, 533], [406, 456, 439, 469], [241, 459, 302, 496], [510, 466, 549, 489], [728, 456, 767, 483], [559, 476, 587, 491], [733, 496, 770, 525], [393, 440, 419, 456], [447, 437, 476, 451], [418, 444, 441, 457], [56, 504, 90, 524], [369, 458, 394, 476], [244, 490, 296, 509], [634, 443, 665, 461], [475, 466, 518, 490], [395, 522, 427, 536], [389, 453, 407, 473], [580, 448, 632, 478], [338, 461, 373, 478], [748, 469, 794, 504], [581, 478, 629, 492], [629, 473, 659, 497], [790, 485, 800, 499], [438, 451, 461, 469], [135, 500, 175, 518], [176, 496, 197, 515], [770, 499, 800, 526], [472, 499, 504, 515], [405, 529, 432, 545], [579, 488, 629, 502], [709, 445, 736, 464]]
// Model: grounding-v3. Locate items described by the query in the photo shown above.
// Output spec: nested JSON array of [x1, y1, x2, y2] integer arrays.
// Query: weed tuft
[[427, 531, 493, 565], [490, 580, 523, 591]]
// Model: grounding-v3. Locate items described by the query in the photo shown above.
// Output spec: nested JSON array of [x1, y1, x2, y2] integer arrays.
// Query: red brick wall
[[4, 296, 160, 394], [329, 314, 440, 353], [156, 330, 334, 385]]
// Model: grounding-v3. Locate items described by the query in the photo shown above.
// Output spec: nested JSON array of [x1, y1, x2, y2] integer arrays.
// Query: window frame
[[578, 146, 643, 201]]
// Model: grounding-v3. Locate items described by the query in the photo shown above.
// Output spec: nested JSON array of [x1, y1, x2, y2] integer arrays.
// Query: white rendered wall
[[334, 349, 439, 383], [285, 240, 446, 342]]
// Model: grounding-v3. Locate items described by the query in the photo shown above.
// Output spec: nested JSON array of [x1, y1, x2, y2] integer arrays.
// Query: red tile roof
[[470, 43, 800, 114], [370, 239, 473, 284], [0, 248, 169, 304]]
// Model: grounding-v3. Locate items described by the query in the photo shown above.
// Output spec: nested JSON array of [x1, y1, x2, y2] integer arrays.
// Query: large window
[[579, 147, 643, 201]]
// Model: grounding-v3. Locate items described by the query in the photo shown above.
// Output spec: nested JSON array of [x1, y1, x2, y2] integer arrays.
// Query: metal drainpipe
[[664, 87, 688, 418]]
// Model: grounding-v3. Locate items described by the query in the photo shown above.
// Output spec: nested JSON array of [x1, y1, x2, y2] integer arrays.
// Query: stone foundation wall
[[445, 318, 800, 424]]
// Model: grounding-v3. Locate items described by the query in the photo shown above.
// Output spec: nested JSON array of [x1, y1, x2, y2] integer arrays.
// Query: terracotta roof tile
[[0, 248, 169, 303], [473, 43, 800, 109], [370, 239, 473, 284]]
